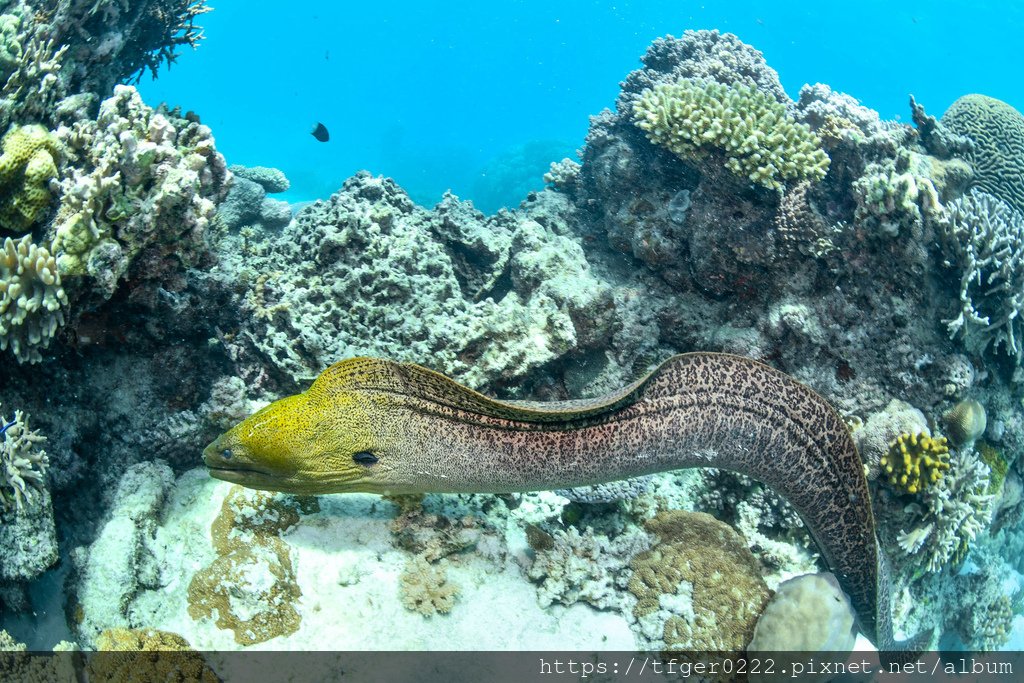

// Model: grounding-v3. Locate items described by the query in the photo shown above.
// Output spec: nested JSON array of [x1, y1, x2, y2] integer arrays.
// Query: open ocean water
[[140, 0, 1024, 212]]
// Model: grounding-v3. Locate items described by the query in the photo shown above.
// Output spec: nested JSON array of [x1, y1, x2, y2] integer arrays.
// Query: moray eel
[[203, 352, 925, 652]]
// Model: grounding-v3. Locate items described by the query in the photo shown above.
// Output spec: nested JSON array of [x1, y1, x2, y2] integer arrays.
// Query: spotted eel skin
[[206, 352, 918, 651]]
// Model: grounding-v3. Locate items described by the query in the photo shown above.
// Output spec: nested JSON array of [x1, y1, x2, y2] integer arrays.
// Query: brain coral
[[942, 95, 1024, 214], [0, 123, 59, 232], [633, 79, 829, 190], [0, 235, 67, 364]]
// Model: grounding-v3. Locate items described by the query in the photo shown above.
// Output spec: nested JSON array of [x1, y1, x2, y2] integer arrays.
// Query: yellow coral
[[633, 79, 829, 190], [0, 124, 59, 231], [880, 432, 950, 494], [91, 628, 218, 683]]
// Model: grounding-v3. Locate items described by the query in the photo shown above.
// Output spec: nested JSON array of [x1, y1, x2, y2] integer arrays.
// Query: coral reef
[[633, 79, 829, 190], [627, 511, 770, 651], [187, 487, 305, 645], [0, 123, 60, 232], [0, 235, 67, 364], [52, 85, 229, 297], [398, 556, 459, 616], [893, 449, 995, 573], [222, 173, 612, 392], [939, 189, 1024, 361], [881, 432, 950, 495], [942, 94, 1024, 213]]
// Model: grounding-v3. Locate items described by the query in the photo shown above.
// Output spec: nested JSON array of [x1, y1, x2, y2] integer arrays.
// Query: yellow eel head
[[203, 390, 387, 495]]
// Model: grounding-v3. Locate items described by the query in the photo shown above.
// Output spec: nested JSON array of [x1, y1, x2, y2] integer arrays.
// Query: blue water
[[138, 0, 1024, 213]]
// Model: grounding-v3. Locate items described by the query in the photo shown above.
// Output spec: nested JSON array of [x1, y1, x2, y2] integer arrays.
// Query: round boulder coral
[[942, 95, 1024, 214]]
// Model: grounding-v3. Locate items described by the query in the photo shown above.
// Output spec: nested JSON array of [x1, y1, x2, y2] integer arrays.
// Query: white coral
[[0, 235, 67, 363], [897, 448, 995, 572], [0, 405, 48, 511]]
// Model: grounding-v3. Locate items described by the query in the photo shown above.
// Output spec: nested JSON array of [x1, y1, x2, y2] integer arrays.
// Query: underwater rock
[[229, 164, 290, 194]]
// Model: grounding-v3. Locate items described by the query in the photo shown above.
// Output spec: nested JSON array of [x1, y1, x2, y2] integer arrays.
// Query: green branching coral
[[0, 124, 59, 232], [633, 79, 829, 190], [0, 235, 67, 364], [881, 432, 950, 495], [0, 404, 48, 512], [942, 94, 1024, 214]]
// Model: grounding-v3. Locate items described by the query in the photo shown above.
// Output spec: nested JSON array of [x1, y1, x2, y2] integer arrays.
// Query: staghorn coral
[[939, 189, 1024, 362], [627, 510, 770, 651], [0, 124, 60, 232], [0, 404, 47, 512], [896, 448, 995, 573], [187, 486, 304, 646], [881, 432, 950, 495], [941, 94, 1024, 214], [633, 79, 829, 190], [0, 235, 67, 364], [51, 84, 229, 296], [398, 556, 459, 617]]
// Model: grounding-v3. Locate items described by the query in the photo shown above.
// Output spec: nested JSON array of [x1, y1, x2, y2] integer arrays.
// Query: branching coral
[[881, 432, 950, 495], [0, 404, 48, 512], [52, 84, 228, 296], [940, 189, 1024, 361], [896, 449, 995, 573], [0, 235, 67, 364], [398, 556, 459, 617], [633, 78, 829, 190]]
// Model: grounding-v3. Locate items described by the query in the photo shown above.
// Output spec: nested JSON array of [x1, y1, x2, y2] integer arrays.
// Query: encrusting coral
[[633, 78, 829, 190], [0, 234, 67, 363], [880, 432, 950, 495], [187, 487, 306, 646], [0, 403, 47, 511]]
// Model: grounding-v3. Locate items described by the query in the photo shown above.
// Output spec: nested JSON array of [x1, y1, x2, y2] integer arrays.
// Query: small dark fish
[[311, 122, 330, 142]]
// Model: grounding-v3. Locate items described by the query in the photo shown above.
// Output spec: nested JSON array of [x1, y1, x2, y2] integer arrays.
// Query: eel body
[[203, 352, 908, 650]]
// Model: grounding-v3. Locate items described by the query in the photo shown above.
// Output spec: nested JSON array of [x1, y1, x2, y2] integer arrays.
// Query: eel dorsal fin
[[308, 356, 658, 423]]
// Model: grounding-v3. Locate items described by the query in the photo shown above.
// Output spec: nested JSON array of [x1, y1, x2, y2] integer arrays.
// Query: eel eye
[[353, 451, 378, 466], [222, 449, 233, 459]]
